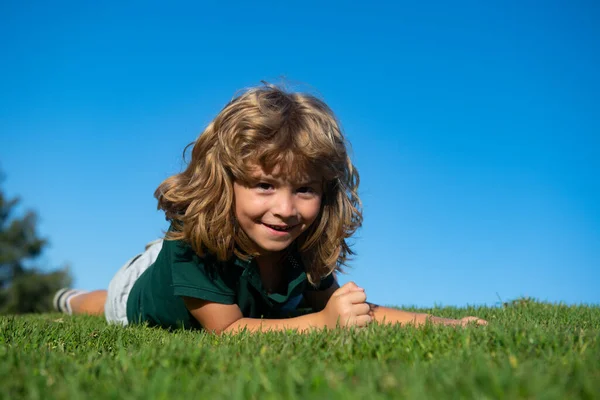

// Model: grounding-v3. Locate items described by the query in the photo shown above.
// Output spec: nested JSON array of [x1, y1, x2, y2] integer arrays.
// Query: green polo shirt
[[126, 239, 334, 330]]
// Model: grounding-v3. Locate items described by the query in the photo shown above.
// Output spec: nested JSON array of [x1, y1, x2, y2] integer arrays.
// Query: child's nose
[[273, 192, 297, 218]]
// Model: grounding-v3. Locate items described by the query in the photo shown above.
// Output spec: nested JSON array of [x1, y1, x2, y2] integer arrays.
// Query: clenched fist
[[319, 281, 373, 328]]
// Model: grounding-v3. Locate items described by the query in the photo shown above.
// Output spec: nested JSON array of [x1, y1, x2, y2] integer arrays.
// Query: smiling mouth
[[263, 223, 297, 232]]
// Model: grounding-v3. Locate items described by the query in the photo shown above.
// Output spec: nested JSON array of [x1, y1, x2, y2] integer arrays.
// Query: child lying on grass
[[54, 84, 486, 333]]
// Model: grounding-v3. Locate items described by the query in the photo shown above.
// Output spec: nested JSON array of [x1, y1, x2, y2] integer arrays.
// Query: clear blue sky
[[1, 1, 598, 307]]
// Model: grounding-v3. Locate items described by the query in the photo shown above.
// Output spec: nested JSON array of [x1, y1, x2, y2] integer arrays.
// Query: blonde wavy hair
[[155, 83, 362, 284]]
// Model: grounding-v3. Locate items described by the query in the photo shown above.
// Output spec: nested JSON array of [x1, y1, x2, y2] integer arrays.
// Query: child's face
[[233, 164, 323, 257]]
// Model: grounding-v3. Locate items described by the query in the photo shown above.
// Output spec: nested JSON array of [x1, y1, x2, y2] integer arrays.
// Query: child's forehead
[[244, 162, 322, 183]]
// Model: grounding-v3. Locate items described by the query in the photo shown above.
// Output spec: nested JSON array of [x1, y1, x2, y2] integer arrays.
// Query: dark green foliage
[[1, 301, 598, 399], [0, 181, 72, 314]]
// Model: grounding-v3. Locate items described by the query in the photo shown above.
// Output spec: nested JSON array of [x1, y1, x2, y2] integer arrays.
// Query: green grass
[[1, 300, 599, 399]]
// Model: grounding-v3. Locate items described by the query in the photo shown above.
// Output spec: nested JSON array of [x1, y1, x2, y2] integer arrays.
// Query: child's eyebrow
[[296, 180, 321, 186], [252, 176, 321, 187]]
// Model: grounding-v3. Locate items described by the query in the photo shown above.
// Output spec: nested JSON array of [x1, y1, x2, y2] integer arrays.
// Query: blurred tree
[[0, 178, 72, 314]]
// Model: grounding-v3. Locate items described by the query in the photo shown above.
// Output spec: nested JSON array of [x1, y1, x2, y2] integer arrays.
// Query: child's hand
[[459, 316, 488, 326], [319, 281, 372, 328]]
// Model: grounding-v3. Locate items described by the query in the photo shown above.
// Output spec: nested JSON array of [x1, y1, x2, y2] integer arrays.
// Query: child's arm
[[183, 281, 371, 334], [305, 281, 487, 327], [366, 304, 487, 326]]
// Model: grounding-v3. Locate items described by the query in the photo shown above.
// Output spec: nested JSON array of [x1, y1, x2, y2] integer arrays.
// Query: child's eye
[[256, 182, 274, 191], [297, 186, 318, 196]]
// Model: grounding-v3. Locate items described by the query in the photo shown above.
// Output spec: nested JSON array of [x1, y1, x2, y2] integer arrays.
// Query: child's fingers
[[343, 290, 367, 305], [349, 287, 366, 292], [352, 302, 371, 316], [333, 281, 364, 297], [461, 316, 488, 326], [353, 314, 372, 327]]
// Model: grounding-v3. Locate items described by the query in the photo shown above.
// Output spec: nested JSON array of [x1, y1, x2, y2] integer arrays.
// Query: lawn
[[1, 300, 599, 399]]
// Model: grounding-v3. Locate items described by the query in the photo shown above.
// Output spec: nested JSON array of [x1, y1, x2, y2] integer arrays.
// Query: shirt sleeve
[[169, 241, 236, 304]]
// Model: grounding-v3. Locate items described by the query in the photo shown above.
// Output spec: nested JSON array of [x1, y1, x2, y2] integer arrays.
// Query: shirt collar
[[233, 252, 304, 272]]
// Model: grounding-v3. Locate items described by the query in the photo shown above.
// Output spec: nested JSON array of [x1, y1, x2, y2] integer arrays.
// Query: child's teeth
[[269, 225, 288, 231]]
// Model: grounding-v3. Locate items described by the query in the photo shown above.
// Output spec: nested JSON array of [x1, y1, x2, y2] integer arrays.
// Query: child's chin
[[257, 242, 293, 254]]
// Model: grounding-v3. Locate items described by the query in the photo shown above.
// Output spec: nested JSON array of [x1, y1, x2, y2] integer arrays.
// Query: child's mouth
[[263, 223, 295, 232]]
